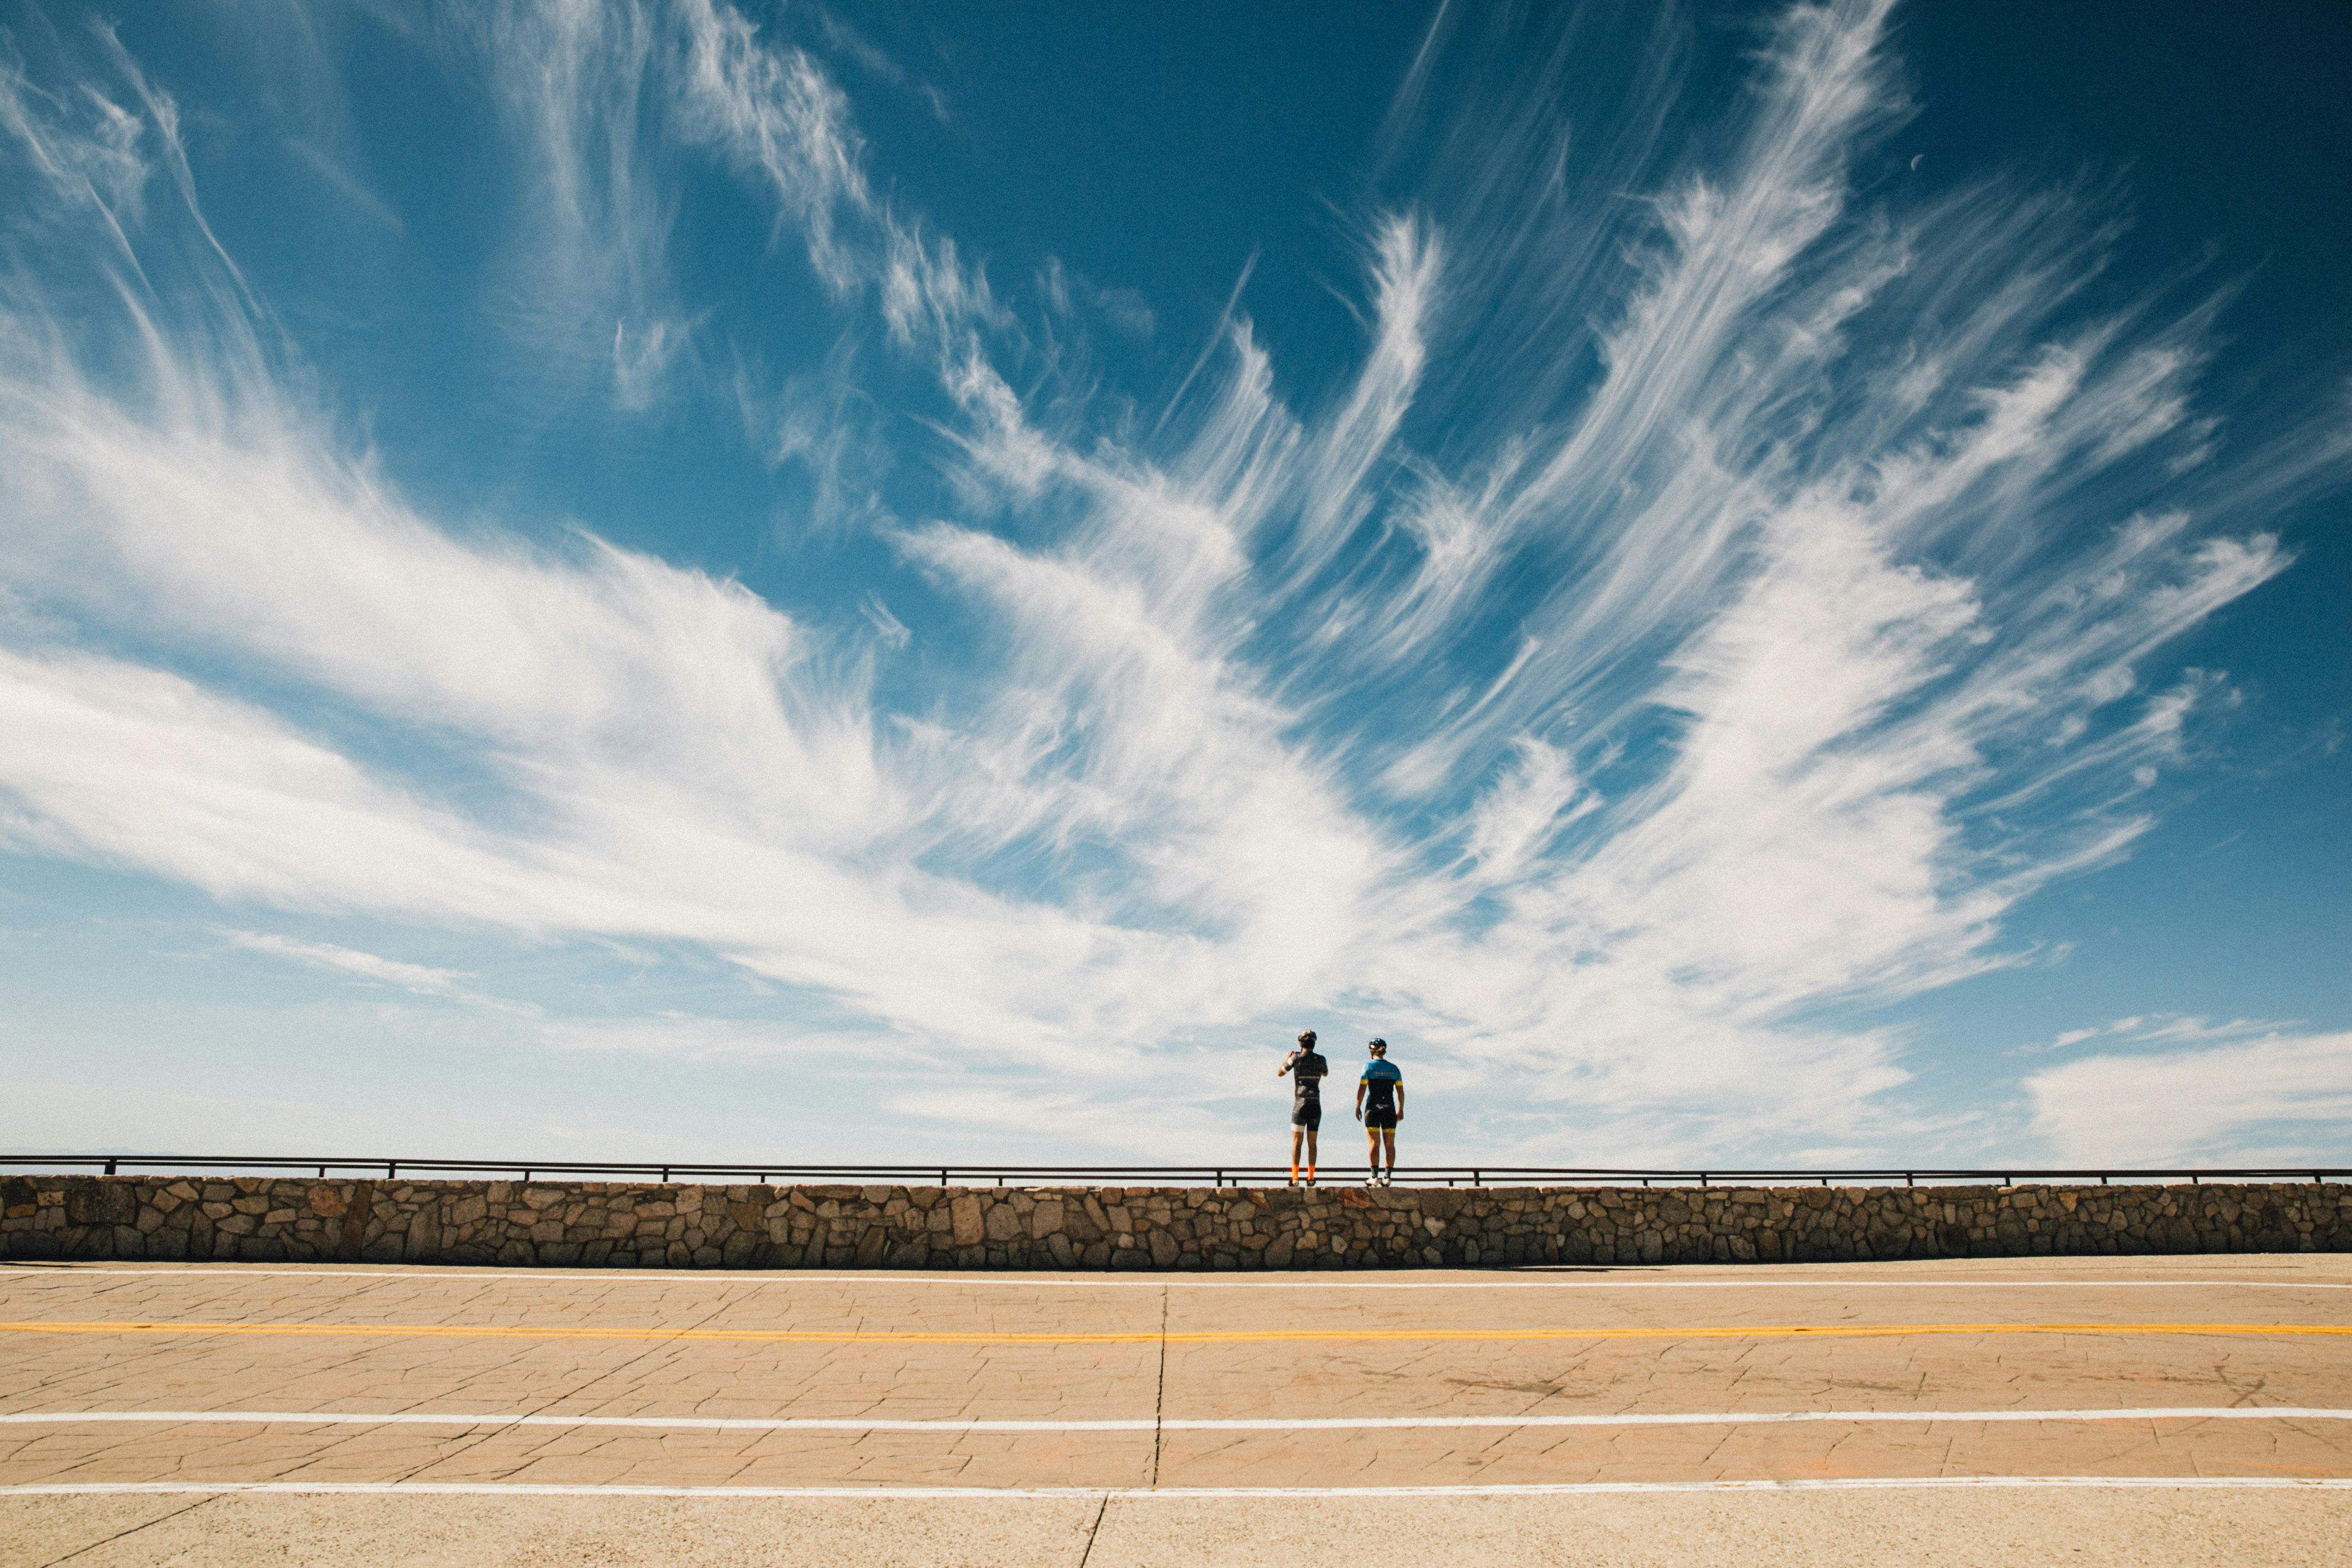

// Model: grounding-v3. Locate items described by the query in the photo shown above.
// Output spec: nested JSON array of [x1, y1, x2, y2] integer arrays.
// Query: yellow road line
[[1, 1320, 2347, 1346]]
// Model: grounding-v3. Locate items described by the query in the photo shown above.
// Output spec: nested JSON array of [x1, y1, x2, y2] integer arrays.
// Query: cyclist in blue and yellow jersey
[[1277, 1029, 1329, 1186], [1354, 1038, 1403, 1186]]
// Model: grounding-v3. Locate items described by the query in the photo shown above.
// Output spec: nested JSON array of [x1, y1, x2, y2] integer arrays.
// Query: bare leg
[[1380, 1127, 1397, 1177], [1289, 1126, 1304, 1179], [1365, 1124, 1380, 1181], [1304, 1127, 1319, 1178]]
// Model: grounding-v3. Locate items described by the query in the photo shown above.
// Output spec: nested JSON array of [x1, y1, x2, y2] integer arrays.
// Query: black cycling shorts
[[1363, 1108, 1398, 1130], [1291, 1099, 1323, 1131]]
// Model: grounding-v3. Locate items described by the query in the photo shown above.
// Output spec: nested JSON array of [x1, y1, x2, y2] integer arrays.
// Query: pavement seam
[[1074, 1492, 1111, 1567], [30, 1492, 214, 1568], [1148, 1285, 1168, 1490]]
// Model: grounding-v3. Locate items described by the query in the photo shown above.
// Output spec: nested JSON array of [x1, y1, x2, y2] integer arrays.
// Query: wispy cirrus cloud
[[2019, 1014, 2294, 1057], [222, 929, 520, 1011], [283, 138, 404, 236], [466, 0, 1006, 411], [0, 0, 2341, 1164], [473, 0, 686, 409]]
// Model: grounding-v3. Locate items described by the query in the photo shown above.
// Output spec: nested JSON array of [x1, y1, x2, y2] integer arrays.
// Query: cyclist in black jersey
[[1276, 1029, 1329, 1186]]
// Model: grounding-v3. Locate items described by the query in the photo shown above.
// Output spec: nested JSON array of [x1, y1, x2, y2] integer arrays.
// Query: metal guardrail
[[2, 1156, 2343, 1189]]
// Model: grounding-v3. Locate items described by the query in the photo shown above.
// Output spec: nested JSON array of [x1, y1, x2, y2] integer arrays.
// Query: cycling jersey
[[1288, 1049, 1329, 1127]]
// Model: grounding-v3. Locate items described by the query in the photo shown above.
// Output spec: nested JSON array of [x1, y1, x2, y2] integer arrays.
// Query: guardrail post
[[1905, 1173, 1914, 1188], [387, 1162, 397, 1180], [660, 1166, 670, 1183], [103, 1159, 116, 1175]]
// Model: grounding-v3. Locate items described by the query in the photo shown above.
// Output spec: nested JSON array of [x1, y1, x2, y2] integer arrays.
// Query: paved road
[[2, 1252, 2347, 1565]]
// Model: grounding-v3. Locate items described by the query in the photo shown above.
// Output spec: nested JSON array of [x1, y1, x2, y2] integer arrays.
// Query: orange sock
[[1306, 1165, 1316, 1179]]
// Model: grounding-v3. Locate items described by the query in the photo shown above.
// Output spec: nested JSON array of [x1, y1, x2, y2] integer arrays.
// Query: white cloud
[[742, 334, 896, 533], [2015, 1013, 2299, 1058], [221, 929, 507, 1008], [858, 592, 909, 649], [2027, 1032, 2352, 1165], [671, 0, 872, 295], [1278, 210, 1441, 593], [542, 1014, 901, 1063], [475, 0, 687, 409], [283, 138, 403, 236], [0, 47, 151, 239]]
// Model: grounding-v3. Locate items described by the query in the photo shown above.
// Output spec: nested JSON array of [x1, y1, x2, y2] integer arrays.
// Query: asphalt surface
[[3, 1251, 2347, 1565]]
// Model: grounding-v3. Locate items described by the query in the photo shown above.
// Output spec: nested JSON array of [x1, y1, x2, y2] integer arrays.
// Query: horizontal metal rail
[[2, 1156, 2343, 1189]]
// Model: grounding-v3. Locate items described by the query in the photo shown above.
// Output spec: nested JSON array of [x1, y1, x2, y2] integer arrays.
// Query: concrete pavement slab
[[4, 1490, 2350, 1568], [2, 1254, 2346, 1562]]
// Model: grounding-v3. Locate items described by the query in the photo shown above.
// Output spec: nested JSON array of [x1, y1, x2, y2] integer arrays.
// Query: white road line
[[3, 1478, 2348, 1499], [4, 1267, 2345, 1291], [4, 1407, 2346, 1433]]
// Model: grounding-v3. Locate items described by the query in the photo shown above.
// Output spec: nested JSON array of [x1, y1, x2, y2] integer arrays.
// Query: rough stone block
[[65, 1184, 135, 1226]]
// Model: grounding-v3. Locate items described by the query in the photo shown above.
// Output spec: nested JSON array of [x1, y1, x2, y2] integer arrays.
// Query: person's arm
[[1278, 1050, 1295, 1078], [1354, 1075, 1366, 1120], [1395, 1080, 1405, 1120]]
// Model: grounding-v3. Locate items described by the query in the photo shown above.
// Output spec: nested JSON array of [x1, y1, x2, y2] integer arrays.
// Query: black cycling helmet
[[1297, 1029, 1317, 1045], [1368, 1037, 1387, 1052]]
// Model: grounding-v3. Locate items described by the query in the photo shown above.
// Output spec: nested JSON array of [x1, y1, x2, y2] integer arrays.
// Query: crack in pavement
[[377, 1279, 757, 1487], [33, 1493, 214, 1568]]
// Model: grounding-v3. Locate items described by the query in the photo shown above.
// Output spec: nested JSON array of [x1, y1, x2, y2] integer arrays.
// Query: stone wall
[[2, 1175, 2345, 1270]]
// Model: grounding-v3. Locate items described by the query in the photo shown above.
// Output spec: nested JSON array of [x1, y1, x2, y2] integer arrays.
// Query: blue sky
[[1, 0, 2345, 1169]]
